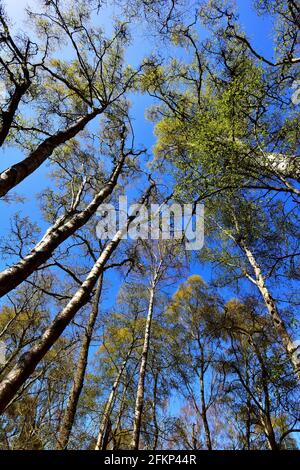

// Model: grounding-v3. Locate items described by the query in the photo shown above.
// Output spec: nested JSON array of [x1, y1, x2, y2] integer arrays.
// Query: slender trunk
[[112, 380, 130, 450], [239, 239, 300, 381], [102, 418, 112, 450], [0, 154, 125, 298], [257, 388, 278, 451], [130, 282, 156, 450], [191, 423, 198, 450], [245, 365, 252, 450], [0, 109, 102, 198], [95, 348, 132, 450], [56, 275, 103, 450], [199, 373, 212, 450], [252, 340, 279, 451], [245, 396, 252, 450], [152, 371, 159, 450], [262, 416, 279, 450], [197, 338, 212, 450]]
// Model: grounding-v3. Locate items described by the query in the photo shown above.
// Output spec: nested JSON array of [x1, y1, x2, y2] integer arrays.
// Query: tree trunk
[[245, 365, 252, 450], [253, 340, 279, 451], [262, 416, 279, 450], [152, 370, 159, 450], [112, 380, 130, 450], [0, 109, 102, 198], [0, 154, 125, 298], [130, 282, 156, 450], [56, 275, 103, 450], [95, 348, 132, 450], [199, 373, 212, 450], [191, 423, 198, 450], [239, 239, 300, 381], [196, 338, 212, 450], [0, 81, 31, 147]]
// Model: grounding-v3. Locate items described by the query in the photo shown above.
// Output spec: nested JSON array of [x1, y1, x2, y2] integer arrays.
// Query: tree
[[0, 0, 299, 451], [218, 297, 299, 450], [166, 275, 223, 449], [152, 23, 300, 380], [0, 184, 154, 413], [131, 239, 184, 449], [56, 274, 103, 450], [0, 0, 141, 198]]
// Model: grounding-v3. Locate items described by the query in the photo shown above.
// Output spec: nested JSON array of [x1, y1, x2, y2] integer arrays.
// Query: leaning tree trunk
[[239, 239, 300, 382], [56, 275, 103, 450], [130, 281, 156, 450], [0, 109, 103, 198], [95, 347, 133, 450], [0, 229, 127, 413]]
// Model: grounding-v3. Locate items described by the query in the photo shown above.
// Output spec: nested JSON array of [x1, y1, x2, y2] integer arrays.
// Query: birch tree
[[130, 240, 185, 449], [219, 298, 299, 450], [166, 275, 223, 450]]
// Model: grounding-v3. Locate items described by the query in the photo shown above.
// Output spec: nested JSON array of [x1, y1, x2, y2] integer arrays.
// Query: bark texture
[[0, 232, 121, 412], [239, 239, 300, 381], [130, 280, 156, 450]]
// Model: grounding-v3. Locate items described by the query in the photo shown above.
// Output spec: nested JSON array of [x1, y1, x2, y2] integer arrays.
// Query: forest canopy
[[0, 0, 299, 451]]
